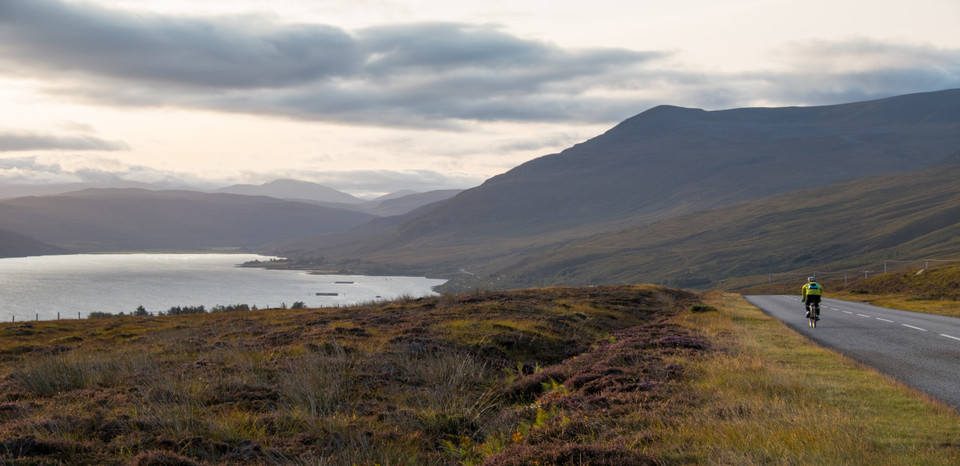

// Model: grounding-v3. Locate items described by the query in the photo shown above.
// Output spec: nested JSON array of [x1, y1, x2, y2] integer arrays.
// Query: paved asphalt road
[[745, 295, 960, 410]]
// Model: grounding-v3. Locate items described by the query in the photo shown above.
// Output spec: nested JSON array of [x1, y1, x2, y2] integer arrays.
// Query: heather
[[0, 285, 699, 464]]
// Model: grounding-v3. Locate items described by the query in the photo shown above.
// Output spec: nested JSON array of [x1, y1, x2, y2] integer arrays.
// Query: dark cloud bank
[[3, 0, 956, 128], [0, 132, 129, 152]]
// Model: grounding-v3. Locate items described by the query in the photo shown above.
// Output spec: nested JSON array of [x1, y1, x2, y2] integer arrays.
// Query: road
[[745, 295, 960, 410]]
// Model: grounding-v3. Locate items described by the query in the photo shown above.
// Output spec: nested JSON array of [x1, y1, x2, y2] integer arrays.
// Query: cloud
[[0, 154, 205, 188], [0, 131, 130, 152], [0, 0, 662, 127], [0, 0, 359, 88], [752, 39, 960, 106], [1, 0, 957, 135]]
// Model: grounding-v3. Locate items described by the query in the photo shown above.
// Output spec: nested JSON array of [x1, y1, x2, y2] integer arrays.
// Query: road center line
[[857, 313, 871, 318], [903, 324, 928, 332], [876, 318, 895, 323], [941, 334, 960, 342], [843, 311, 853, 314]]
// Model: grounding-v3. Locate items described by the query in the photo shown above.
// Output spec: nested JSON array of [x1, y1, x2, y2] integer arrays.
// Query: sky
[[1, 0, 958, 198]]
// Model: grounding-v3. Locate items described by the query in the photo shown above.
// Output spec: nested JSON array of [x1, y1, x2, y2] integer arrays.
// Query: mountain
[[0, 189, 376, 252], [0, 228, 67, 258], [0, 180, 170, 199], [272, 89, 960, 286], [215, 179, 364, 204], [402, 89, 960, 239]]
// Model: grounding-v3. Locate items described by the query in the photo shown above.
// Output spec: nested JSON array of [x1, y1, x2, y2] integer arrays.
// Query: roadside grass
[[661, 290, 960, 464], [828, 291, 960, 318]]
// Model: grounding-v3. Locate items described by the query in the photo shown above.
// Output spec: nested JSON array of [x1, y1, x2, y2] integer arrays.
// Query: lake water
[[0, 254, 446, 321]]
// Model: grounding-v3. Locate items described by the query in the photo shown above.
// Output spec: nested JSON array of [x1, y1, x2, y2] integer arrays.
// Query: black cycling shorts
[[804, 294, 822, 305]]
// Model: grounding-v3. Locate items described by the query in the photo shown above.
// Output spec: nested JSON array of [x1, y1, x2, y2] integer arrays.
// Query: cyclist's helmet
[[808, 276, 816, 282]]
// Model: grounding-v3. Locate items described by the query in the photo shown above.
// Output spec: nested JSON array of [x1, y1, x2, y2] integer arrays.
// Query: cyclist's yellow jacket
[[801, 282, 824, 300]]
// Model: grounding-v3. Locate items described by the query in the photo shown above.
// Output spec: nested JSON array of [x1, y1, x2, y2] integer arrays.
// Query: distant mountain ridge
[[272, 89, 960, 288], [0, 189, 376, 252], [216, 179, 365, 204]]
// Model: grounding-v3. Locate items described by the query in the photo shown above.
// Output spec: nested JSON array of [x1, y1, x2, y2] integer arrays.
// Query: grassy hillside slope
[[2, 287, 958, 464], [456, 163, 960, 291]]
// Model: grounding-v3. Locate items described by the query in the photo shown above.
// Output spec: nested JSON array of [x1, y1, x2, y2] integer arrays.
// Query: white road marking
[[843, 311, 854, 314], [857, 313, 871, 318], [903, 324, 928, 332], [940, 334, 960, 342], [876, 318, 895, 323]]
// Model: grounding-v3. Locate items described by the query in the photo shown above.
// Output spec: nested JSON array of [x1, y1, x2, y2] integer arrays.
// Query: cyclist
[[801, 277, 824, 320]]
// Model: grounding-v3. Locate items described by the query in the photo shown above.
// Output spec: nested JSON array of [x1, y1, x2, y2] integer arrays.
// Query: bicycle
[[807, 302, 820, 327]]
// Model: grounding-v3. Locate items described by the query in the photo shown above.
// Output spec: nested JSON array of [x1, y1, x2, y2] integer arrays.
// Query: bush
[[210, 304, 252, 312], [689, 304, 718, 313], [164, 305, 206, 315]]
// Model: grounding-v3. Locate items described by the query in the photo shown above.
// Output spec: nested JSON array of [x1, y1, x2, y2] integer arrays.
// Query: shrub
[[689, 304, 718, 313]]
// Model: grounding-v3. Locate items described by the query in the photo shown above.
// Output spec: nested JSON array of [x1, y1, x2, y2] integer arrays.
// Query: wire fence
[[764, 258, 960, 286]]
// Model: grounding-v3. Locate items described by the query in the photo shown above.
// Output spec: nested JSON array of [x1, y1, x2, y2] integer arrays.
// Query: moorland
[[2, 276, 959, 464]]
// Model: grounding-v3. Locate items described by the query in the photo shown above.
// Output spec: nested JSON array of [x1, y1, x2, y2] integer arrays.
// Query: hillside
[[0, 228, 66, 258], [467, 163, 960, 291], [273, 89, 960, 286], [0, 189, 376, 252], [2, 287, 958, 464]]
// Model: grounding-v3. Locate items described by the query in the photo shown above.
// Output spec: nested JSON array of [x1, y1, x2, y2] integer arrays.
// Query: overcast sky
[[1, 0, 958, 197]]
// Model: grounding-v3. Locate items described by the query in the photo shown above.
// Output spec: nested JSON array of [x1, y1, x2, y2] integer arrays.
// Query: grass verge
[[659, 291, 960, 463]]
